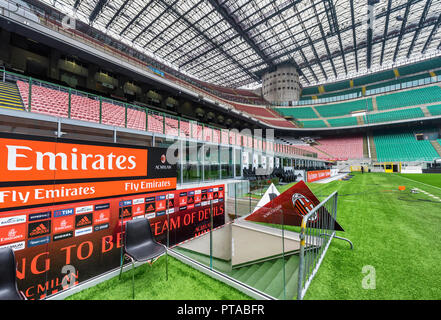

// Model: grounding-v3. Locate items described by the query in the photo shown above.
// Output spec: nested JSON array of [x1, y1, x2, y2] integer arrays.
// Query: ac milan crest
[[291, 193, 317, 222]]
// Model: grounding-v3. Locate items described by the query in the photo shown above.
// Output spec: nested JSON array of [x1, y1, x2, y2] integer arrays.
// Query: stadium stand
[[374, 131, 440, 162], [300, 120, 327, 128], [293, 136, 364, 160], [376, 86, 441, 110], [365, 108, 426, 124], [327, 117, 358, 127], [315, 98, 373, 117], [275, 106, 318, 119], [427, 104, 441, 116]]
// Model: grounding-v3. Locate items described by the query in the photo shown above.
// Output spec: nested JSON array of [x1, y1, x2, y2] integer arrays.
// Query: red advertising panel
[[0, 137, 148, 182], [306, 169, 331, 182], [0, 133, 187, 300], [245, 181, 343, 231], [0, 184, 224, 300]]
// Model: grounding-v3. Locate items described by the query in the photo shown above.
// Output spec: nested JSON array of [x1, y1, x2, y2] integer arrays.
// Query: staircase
[[363, 136, 369, 158], [174, 246, 301, 300], [0, 81, 25, 110], [368, 135, 377, 161], [430, 140, 441, 157], [229, 255, 300, 300]]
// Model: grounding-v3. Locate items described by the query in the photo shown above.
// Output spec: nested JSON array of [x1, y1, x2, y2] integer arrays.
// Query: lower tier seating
[[374, 131, 440, 162]]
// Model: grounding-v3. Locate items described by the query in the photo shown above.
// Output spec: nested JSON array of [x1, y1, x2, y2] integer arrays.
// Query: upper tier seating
[[376, 86, 441, 110], [300, 120, 327, 128], [365, 108, 425, 124], [275, 106, 318, 119], [315, 98, 373, 117], [427, 104, 441, 116], [327, 117, 358, 127], [374, 131, 439, 162]]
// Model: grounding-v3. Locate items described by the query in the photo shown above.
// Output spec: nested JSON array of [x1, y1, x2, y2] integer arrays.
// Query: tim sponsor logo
[[53, 208, 74, 218]]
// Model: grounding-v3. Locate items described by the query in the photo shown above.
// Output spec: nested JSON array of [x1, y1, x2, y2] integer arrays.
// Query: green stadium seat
[[327, 117, 358, 127], [366, 108, 425, 124], [427, 104, 441, 116], [374, 131, 440, 162], [315, 98, 373, 117], [376, 86, 441, 110], [300, 120, 327, 128], [275, 107, 318, 119]]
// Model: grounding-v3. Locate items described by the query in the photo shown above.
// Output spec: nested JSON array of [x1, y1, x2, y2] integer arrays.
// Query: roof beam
[[179, 0, 304, 69], [312, 1, 337, 77], [294, 5, 327, 80], [407, 0, 432, 58], [105, 0, 131, 29], [89, 0, 109, 23], [121, 0, 157, 37], [151, 0, 205, 54], [393, 0, 413, 62], [156, 0, 259, 82], [325, 0, 347, 73], [73, 0, 82, 10], [380, 0, 393, 65], [421, 13, 441, 53], [350, 0, 359, 72], [206, 0, 275, 69], [249, 7, 438, 79], [366, 0, 379, 70]]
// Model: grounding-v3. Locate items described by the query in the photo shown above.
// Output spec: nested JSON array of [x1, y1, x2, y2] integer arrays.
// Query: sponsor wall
[[306, 170, 331, 183], [0, 133, 225, 299]]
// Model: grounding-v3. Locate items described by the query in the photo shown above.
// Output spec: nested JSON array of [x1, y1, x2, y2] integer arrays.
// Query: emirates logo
[[8, 228, 17, 237]]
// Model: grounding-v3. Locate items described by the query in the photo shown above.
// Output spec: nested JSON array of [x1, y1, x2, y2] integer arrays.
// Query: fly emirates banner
[[0, 134, 177, 209]]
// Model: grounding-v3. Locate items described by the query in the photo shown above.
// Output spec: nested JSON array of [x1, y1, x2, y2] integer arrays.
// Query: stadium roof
[[40, 0, 441, 88]]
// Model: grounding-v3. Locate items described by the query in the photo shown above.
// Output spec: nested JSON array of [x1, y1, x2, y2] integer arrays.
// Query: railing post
[[297, 218, 306, 300], [163, 113, 166, 134], [68, 88, 72, 118], [99, 97, 102, 124], [124, 104, 128, 128], [28, 77, 32, 112]]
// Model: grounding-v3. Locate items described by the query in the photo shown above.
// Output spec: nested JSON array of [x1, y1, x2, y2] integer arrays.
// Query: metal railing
[[297, 191, 353, 300]]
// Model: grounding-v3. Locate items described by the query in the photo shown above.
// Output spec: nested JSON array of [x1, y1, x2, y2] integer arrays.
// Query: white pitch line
[[415, 188, 441, 202]]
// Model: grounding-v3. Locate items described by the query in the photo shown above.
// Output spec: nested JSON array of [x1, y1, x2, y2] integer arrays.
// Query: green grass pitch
[[67, 172, 441, 300]]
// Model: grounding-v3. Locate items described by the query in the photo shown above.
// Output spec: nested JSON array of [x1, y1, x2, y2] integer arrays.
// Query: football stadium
[[0, 0, 440, 304]]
